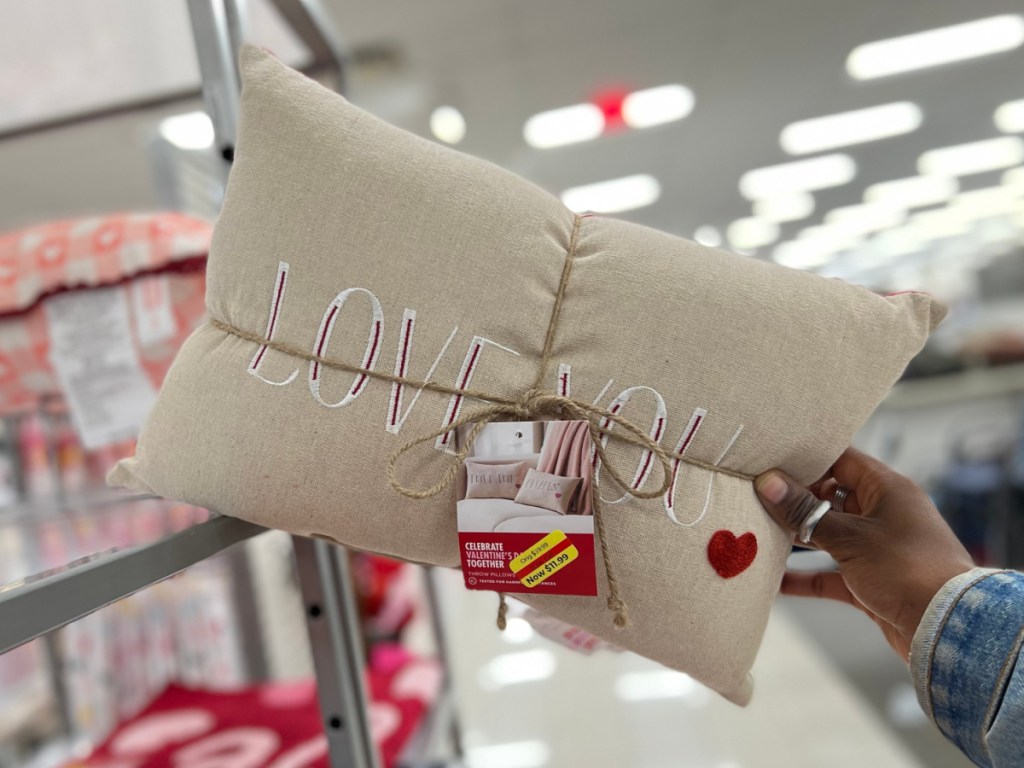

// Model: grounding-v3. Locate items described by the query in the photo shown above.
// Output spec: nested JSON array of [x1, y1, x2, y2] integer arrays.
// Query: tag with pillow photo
[[457, 420, 597, 596]]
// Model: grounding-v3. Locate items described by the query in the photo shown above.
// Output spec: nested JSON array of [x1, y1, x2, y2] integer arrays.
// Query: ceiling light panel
[[995, 99, 1024, 133], [560, 174, 661, 213], [864, 175, 958, 208], [781, 102, 922, 155], [752, 192, 815, 223], [824, 203, 906, 236], [524, 103, 604, 149], [159, 111, 214, 150], [846, 15, 1024, 80], [622, 84, 694, 129], [772, 240, 837, 270], [874, 227, 925, 258], [918, 137, 1024, 176], [739, 154, 856, 199], [693, 225, 722, 247], [798, 224, 864, 252], [726, 217, 779, 249], [949, 186, 1023, 220], [525, 84, 693, 148], [1004, 167, 1024, 194], [430, 106, 466, 144], [909, 210, 970, 239]]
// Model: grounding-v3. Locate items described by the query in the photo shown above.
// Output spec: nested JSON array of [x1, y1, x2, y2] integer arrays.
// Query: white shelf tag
[[45, 287, 157, 449]]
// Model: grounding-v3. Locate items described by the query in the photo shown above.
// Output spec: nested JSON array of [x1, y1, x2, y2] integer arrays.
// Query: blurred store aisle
[[439, 570, 924, 768], [785, 597, 975, 768]]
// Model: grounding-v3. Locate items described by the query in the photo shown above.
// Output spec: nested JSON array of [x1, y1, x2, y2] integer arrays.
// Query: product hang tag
[[130, 275, 177, 346], [456, 419, 598, 597], [45, 287, 157, 449]]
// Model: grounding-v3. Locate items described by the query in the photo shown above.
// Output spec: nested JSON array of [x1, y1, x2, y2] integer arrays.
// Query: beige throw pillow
[[514, 469, 581, 514], [464, 459, 526, 500], [110, 46, 946, 704]]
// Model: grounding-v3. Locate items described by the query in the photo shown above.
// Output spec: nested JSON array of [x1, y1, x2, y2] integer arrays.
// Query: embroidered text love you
[[243, 260, 746, 526]]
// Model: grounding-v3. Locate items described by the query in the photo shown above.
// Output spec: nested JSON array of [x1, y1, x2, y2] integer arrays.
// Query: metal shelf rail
[[0, 0, 345, 142], [0, 515, 264, 656]]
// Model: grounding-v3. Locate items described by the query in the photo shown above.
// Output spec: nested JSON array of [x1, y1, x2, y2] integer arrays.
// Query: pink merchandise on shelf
[[60, 565, 246, 745], [0, 525, 53, 733], [86, 444, 125, 488], [68, 683, 330, 768], [18, 411, 56, 500], [0, 420, 18, 506], [71, 513, 104, 558], [171, 563, 245, 689], [0, 212, 210, 423], [68, 651, 442, 768], [54, 412, 88, 495], [37, 519, 72, 569], [63, 613, 116, 741], [128, 500, 170, 546], [166, 503, 203, 532], [102, 507, 135, 551]]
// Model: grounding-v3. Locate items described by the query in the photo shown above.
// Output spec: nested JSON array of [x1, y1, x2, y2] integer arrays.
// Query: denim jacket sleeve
[[911, 568, 1024, 767]]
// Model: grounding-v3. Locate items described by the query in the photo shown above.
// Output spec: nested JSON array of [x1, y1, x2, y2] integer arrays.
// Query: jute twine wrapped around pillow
[[111, 47, 946, 704]]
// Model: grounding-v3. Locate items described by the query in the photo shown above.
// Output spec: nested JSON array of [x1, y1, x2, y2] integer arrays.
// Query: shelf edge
[[0, 515, 265, 654]]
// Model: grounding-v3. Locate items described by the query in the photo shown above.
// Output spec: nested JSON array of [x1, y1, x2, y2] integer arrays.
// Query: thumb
[[755, 469, 859, 553]]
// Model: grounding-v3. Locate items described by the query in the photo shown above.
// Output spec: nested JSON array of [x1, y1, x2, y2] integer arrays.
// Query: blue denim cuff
[[911, 568, 1003, 720], [910, 568, 1024, 766]]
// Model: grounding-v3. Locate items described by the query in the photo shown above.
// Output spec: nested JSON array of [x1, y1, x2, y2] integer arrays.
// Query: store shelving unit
[[884, 362, 1024, 410], [0, 3, 462, 767], [0, 515, 263, 656]]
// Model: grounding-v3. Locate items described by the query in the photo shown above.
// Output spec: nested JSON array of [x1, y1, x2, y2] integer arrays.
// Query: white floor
[[436, 570, 923, 768]]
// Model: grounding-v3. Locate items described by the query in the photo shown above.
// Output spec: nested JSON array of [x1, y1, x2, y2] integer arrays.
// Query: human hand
[[754, 448, 975, 660]]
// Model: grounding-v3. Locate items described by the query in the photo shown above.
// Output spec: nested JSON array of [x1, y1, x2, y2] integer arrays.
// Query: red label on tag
[[458, 530, 597, 596]]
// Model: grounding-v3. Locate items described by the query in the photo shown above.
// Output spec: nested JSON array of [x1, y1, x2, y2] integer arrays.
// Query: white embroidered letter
[[667, 422, 744, 527], [593, 386, 667, 504], [557, 362, 571, 396], [248, 261, 298, 386], [663, 407, 708, 522], [435, 336, 520, 452], [308, 288, 384, 408], [553, 364, 614, 405], [386, 309, 458, 434]]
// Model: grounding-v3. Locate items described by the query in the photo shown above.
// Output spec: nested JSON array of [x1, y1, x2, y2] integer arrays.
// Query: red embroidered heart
[[554, 492, 562, 498], [707, 530, 757, 579]]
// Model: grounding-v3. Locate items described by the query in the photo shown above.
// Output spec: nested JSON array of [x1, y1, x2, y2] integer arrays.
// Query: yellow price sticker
[[510, 529, 579, 588]]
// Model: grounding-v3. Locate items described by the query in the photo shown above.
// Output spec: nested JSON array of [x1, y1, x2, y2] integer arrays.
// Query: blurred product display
[[65, 653, 442, 768], [0, 8, 454, 766], [0, 213, 210, 422], [0, 399, 453, 767]]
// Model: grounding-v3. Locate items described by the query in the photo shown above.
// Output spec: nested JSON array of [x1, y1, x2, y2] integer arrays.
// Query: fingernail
[[755, 471, 789, 504]]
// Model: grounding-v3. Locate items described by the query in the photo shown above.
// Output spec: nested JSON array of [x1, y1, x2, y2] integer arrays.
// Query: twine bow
[[210, 214, 754, 630], [385, 386, 681, 630], [386, 386, 683, 505]]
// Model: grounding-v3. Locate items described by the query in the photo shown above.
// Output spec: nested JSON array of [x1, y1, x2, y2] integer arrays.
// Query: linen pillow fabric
[[514, 469, 581, 514], [464, 459, 526, 500], [110, 46, 946, 704]]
